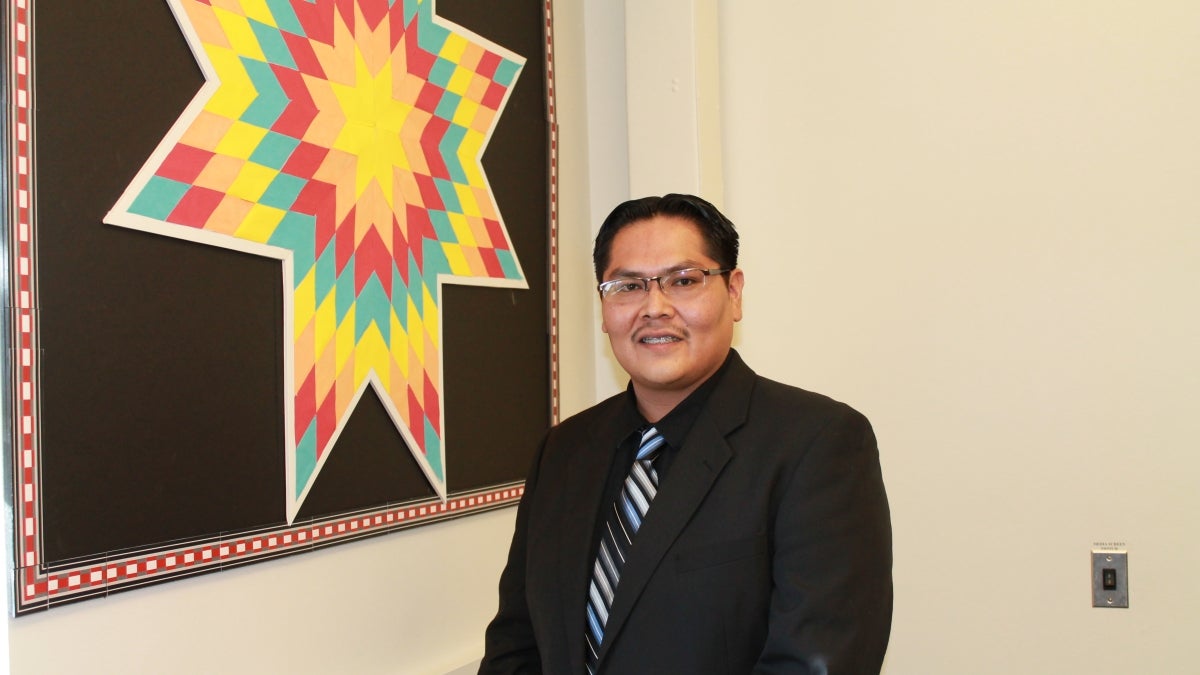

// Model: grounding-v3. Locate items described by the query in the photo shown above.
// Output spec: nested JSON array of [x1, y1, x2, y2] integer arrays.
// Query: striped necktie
[[585, 426, 665, 673]]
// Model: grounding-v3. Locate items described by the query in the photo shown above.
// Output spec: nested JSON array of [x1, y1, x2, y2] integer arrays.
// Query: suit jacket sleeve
[[755, 407, 893, 674], [479, 436, 548, 674]]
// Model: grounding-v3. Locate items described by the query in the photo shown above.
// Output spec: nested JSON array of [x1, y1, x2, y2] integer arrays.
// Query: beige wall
[[717, 1, 1200, 673]]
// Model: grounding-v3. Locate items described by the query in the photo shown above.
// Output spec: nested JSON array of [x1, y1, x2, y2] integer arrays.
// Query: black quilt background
[[30, 0, 550, 567]]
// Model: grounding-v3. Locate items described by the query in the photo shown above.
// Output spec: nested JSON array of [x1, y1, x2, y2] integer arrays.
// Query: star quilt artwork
[[6, 0, 554, 614], [106, 0, 528, 522]]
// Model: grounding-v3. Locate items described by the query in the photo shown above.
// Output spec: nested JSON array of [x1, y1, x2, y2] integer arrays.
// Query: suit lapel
[[596, 353, 757, 667], [558, 400, 631, 674]]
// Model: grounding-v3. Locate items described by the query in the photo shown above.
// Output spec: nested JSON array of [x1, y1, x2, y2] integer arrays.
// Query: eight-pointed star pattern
[[106, 0, 528, 523]]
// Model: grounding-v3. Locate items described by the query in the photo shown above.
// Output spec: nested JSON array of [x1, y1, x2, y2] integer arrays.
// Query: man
[[481, 194, 892, 674]]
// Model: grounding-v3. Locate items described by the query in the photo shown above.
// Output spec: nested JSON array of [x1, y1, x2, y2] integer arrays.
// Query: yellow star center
[[329, 45, 413, 208]]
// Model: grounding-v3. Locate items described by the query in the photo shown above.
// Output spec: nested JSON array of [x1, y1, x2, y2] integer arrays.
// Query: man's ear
[[727, 269, 745, 322]]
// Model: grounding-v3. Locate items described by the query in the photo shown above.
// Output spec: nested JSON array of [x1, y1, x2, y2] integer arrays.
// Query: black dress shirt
[[585, 351, 736, 573]]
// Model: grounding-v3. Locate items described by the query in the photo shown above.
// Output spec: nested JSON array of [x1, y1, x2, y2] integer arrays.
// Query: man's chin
[[630, 368, 695, 395]]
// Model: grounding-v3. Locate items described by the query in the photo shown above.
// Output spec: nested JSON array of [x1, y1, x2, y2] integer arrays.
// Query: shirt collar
[[622, 350, 736, 450]]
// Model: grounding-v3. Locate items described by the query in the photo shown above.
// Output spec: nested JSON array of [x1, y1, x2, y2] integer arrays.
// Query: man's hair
[[592, 193, 740, 282]]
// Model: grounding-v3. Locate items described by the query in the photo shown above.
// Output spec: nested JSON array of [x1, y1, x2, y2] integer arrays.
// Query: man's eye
[[614, 281, 642, 293], [670, 271, 702, 287]]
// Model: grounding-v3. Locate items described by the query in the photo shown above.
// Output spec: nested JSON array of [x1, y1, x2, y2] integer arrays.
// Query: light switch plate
[[1091, 549, 1128, 608]]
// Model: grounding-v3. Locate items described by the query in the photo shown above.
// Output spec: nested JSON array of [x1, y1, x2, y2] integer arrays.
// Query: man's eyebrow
[[606, 261, 708, 279]]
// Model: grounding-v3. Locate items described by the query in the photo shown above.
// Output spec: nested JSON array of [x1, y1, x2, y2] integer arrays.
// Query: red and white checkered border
[[544, 0, 560, 425], [7, 0, 45, 614], [19, 486, 524, 611]]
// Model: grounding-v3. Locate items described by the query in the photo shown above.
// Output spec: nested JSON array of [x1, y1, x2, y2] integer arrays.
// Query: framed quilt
[[1, 0, 557, 614]]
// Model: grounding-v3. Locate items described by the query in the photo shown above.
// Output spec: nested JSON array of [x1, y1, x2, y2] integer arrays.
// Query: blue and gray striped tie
[[585, 426, 664, 673]]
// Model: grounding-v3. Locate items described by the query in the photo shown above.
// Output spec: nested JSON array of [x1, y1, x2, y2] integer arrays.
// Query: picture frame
[[1, 0, 557, 615]]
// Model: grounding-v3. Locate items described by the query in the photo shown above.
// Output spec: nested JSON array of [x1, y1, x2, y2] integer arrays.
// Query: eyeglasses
[[597, 268, 731, 303]]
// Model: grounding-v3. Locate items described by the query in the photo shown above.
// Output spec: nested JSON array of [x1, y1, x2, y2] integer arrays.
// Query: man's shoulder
[[548, 390, 628, 439], [714, 350, 870, 425], [746, 372, 871, 429], [752, 373, 851, 407]]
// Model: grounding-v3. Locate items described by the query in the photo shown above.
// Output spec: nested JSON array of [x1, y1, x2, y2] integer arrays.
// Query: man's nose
[[641, 280, 674, 316]]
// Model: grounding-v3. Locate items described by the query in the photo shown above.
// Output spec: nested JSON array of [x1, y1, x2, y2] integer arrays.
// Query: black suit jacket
[[481, 352, 892, 674]]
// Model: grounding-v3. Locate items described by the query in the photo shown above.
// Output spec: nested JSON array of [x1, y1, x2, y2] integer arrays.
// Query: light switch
[[1102, 567, 1117, 590], [1091, 550, 1128, 608]]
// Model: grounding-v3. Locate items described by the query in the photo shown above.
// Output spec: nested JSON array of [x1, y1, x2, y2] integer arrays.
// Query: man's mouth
[[640, 335, 681, 345]]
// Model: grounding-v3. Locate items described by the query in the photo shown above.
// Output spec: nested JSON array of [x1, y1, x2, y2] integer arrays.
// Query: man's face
[[600, 215, 744, 406]]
